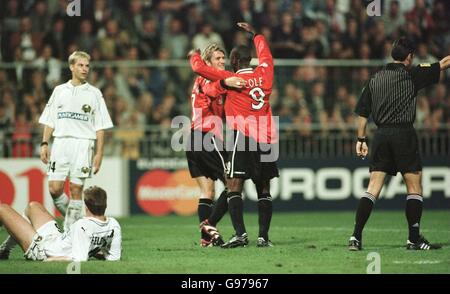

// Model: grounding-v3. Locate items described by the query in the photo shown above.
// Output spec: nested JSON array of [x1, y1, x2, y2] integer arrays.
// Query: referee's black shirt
[[355, 62, 440, 126]]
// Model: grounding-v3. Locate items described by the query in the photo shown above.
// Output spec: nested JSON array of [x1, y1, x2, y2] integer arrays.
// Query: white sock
[[64, 199, 83, 231], [53, 193, 69, 216]]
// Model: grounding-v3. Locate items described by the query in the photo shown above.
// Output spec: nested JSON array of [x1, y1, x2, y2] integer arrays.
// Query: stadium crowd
[[0, 0, 449, 157]]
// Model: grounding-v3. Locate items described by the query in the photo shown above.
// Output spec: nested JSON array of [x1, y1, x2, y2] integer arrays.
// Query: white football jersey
[[39, 81, 113, 139], [44, 217, 122, 261]]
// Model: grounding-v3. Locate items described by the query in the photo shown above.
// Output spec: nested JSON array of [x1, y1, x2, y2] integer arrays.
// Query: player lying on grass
[[0, 186, 121, 261]]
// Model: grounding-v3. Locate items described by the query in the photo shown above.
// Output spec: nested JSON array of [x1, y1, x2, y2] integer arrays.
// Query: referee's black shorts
[[227, 130, 279, 184], [185, 130, 227, 183], [369, 125, 422, 176]]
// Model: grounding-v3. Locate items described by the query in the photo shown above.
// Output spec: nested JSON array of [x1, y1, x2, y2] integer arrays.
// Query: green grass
[[0, 211, 448, 274]]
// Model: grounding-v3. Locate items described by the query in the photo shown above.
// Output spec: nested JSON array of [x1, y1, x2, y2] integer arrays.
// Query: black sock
[[227, 192, 246, 236], [258, 193, 272, 240], [198, 198, 213, 240], [352, 192, 376, 241], [406, 194, 423, 243], [209, 189, 228, 226]]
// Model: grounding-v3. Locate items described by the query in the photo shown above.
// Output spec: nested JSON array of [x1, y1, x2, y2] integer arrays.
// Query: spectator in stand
[[42, 18, 66, 60], [162, 18, 189, 59], [416, 96, 431, 128], [231, 0, 255, 28], [29, 0, 50, 34], [382, 0, 405, 36], [414, 43, 438, 65], [0, 0, 448, 159], [271, 12, 301, 58], [33, 45, 61, 89], [0, 102, 12, 157], [75, 19, 97, 53], [97, 19, 130, 60], [203, 0, 232, 40], [139, 18, 161, 59], [405, 0, 434, 34], [12, 109, 33, 157], [192, 22, 225, 52]]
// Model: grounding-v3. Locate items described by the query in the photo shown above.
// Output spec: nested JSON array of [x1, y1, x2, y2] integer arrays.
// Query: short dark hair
[[84, 186, 107, 216], [230, 45, 252, 68], [391, 37, 416, 61]]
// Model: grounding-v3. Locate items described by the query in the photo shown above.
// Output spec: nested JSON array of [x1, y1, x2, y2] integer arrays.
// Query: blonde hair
[[68, 51, 91, 65], [201, 44, 225, 63]]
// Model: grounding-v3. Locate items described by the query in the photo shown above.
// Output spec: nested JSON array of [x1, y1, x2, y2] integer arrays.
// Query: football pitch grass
[[0, 210, 448, 274]]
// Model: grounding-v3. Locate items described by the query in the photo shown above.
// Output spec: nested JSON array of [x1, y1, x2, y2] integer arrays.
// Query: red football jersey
[[189, 75, 225, 139], [190, 35, 277, 143]]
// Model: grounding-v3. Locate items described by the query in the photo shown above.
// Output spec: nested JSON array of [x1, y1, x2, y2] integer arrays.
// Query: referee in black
[[348, 37, 450, 251]]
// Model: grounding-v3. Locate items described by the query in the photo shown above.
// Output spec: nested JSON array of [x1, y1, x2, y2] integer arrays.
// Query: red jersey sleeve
[[202, 80, 227, 98], [189, 53, 234, 81], [253, 35, 274, 89]]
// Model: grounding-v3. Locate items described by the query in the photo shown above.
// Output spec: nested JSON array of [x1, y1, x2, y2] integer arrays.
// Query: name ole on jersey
[[244, 77, 263, 88], [57, 112, 89, 121]]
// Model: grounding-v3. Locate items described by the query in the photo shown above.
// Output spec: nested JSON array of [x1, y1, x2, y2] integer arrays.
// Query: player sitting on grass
[[0, 186, 121, 261]]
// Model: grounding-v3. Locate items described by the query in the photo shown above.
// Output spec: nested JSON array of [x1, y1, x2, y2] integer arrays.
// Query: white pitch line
[[122, 224, 450, 235], [393, 260, 444, 265], [277, 226, 450, 233]]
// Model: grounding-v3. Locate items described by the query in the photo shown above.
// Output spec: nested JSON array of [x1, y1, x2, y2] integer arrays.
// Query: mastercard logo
[[136, 169, 200, 216]]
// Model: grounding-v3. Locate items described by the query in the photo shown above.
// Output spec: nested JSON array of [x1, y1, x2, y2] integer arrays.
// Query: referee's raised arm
[[410, 52, 450, 91]]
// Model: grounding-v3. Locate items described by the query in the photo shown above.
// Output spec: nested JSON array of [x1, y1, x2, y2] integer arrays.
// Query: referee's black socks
[[406, 194, 423, 243], [352, 192, 376, 241], [227, 192, 246, 236], [258, 193, 273, 241]]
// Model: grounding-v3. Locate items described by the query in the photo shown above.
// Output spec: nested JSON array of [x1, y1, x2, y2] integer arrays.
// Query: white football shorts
[[47, 137, 95, 185], [25, 220, 62, 261]]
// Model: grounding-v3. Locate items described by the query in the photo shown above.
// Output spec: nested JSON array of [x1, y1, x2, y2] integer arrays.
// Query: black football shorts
[[186, 130, 227, 183], [227, 130, 279, 183], [369, 126, 422, 176]]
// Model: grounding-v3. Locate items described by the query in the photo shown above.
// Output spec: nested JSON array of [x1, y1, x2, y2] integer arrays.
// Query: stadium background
[[0, 0, 449, 274]]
